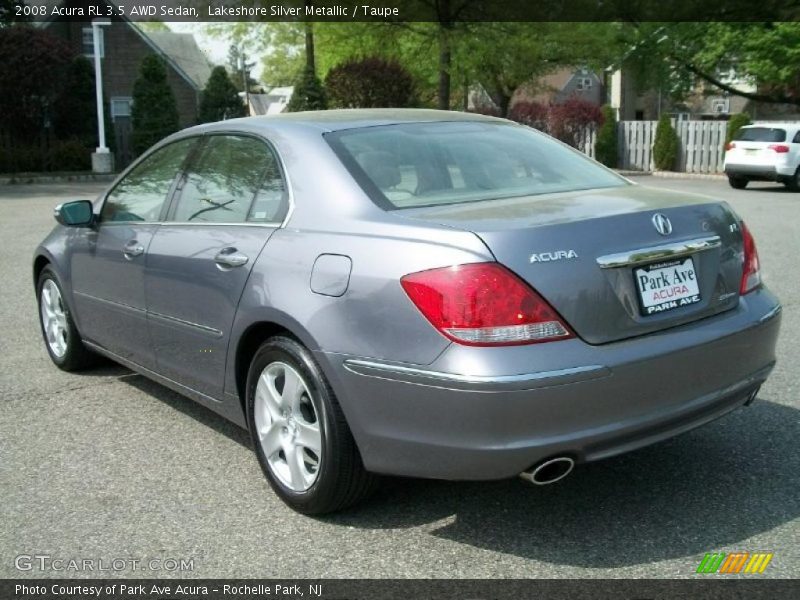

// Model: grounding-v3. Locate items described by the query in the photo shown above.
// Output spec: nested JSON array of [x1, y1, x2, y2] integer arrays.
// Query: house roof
[[37, 1, 212, 91], [140, 31, 212, 90]]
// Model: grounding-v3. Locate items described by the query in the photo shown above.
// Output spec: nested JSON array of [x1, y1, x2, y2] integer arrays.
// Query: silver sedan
[[33, 110, 781, 513]]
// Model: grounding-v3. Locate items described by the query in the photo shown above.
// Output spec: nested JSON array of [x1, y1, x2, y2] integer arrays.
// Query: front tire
[[37, 266, 98, 371], [246, 336, 378, 514], [728, 175, 748, 189]]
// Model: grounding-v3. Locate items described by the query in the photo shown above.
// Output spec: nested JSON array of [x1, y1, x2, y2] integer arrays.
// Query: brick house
[[42, 2, 211, 167]]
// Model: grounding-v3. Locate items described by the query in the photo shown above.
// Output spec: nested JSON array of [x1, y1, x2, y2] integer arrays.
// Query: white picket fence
[[611, 120, 728, 173]]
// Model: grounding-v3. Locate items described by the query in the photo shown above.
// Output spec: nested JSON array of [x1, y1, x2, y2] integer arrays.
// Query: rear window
[[325, 121, 627, 210], [734, 127, 787, 142]]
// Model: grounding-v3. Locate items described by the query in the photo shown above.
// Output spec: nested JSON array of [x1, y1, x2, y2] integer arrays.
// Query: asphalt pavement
[[0, 177, 797, 579]]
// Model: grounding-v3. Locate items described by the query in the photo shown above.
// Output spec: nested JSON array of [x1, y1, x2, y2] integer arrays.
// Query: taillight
[[740, 222, 761, 294], [400, 263, 573, 346], [768, 144, 790, 153], [725, 142, 736, 151]]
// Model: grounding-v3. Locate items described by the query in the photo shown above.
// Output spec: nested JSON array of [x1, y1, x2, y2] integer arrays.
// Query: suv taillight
[[725, 142, 736, 151], [400, 263, 573, 346], [768, 144, 790, 153], [740, 222, 762, 294]]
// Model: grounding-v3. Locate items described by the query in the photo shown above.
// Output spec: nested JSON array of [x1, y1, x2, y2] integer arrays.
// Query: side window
[[171, 135, 287, 224], [793, 131, 800, 144], [101, 138, 196, 223]]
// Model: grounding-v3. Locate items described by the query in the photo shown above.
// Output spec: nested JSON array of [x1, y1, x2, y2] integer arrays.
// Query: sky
[[168, 22, 265, 78]]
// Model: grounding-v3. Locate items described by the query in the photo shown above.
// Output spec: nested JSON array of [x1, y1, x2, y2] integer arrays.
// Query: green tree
[[326, 58, 415, 108], [594, 105, 618, 168], [725, 112, 751, 147], [652, 114, 678, 171], [199, 66, 245, 123], [53, 56, 96, 145], [286, 64, 327, 112], [626, 22, 800, 108], [131, 55, 179, 155], [0, 26, 73, 140]]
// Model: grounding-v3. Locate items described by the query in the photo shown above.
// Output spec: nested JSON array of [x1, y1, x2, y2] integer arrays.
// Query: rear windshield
[[734, 127, 787, 142], [325, 121, 627, 209]]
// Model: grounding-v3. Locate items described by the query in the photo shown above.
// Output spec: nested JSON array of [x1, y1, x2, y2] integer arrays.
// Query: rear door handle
[[214, 247, 249, 268], [122, 240, 145, 259]]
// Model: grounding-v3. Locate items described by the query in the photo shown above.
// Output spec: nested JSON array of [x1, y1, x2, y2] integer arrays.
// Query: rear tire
[[37, 266, 98, 371], [784, 168, 800, 192], [728, 175, 748, 189], [246, 336, 378, 514]]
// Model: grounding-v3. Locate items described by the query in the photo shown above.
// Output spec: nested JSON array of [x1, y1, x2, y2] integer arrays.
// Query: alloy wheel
[[253, 361, 322, 492], [40, 279, 68, 358]]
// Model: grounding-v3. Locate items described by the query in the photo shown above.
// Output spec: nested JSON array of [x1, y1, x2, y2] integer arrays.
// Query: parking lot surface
[[1, 177, 797, 578]]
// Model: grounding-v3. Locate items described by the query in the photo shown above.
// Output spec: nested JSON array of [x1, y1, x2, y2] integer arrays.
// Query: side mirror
[[54, 200, 94, 227]]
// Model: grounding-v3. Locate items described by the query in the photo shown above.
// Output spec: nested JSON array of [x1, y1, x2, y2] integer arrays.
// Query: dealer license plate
[[635, 257, 701, 315]]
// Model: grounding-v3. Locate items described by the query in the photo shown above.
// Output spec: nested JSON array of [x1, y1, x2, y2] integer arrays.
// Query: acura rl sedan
[[33, 110, 781, 514]]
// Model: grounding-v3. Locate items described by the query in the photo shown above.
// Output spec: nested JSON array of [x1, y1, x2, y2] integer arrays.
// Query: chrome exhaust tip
[[519, 456, 575, 485]]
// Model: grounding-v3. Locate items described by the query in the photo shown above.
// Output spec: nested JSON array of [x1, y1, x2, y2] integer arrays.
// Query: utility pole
[[91, 18, 113, 173], [240, 50, 250, 115]]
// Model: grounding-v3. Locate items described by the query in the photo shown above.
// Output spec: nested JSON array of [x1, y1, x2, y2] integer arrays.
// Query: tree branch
[[676, 58, 800, 106]]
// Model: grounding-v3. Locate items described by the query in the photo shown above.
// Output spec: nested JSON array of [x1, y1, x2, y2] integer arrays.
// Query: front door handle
[[122, 240, 145, 259], [214, 247, 249, 268]]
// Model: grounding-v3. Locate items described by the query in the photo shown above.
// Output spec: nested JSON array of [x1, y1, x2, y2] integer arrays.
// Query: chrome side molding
[[596, 236, 721, 269], [342, 359, 610, 391]]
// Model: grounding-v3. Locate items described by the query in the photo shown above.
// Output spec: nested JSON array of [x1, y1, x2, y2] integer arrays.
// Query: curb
[[0, 172, 117, 185], [616, 170, 726, 181]]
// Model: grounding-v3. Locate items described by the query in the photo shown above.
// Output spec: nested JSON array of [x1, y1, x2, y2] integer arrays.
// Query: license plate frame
[[634, 257, 701, 316]]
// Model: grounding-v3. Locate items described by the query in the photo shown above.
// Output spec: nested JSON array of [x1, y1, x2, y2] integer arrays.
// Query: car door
[[145, 133, 289, 399], [70, 137, 199, 368]]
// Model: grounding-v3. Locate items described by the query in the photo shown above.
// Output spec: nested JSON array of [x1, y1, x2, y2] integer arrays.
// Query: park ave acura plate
[[635, 257, 701, 315]]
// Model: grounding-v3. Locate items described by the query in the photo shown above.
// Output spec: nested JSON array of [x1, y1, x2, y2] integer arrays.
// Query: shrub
[[326, 57, 416, 109], [286, 64, 327, 112], [548, 97, 603, 148], [652, 114, 679, 171], [725, 112, 751, 148], [48, 138, 92, 171], [131, 55, 179, 155], [199, 66, 246, 123], [508, 101, 548, 130], [594, 105, 618, 168]]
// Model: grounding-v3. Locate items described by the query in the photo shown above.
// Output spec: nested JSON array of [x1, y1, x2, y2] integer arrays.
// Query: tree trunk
[[304, 14, 315, 72], [438, 25, 451, 110]]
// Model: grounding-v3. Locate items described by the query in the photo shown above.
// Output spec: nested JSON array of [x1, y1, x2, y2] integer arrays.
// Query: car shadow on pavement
[[326, 397, 800, 568], [121, 373, 252, 449]]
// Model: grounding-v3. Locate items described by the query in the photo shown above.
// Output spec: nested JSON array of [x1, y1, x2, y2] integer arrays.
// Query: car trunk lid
[[398, 185, 744, 344]]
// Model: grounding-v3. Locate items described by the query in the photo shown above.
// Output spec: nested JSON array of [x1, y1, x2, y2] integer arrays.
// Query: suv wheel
[[246, 336, 378, 514], [728, 175, 748, 189], [784, 168, 800, 192]]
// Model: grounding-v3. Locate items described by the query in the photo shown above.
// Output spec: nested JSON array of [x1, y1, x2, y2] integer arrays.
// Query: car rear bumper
[[725, 164, 794, 179], [318, 288, 781, 480]]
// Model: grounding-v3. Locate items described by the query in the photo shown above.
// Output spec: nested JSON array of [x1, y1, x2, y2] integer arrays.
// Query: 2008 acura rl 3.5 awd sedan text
[[33, 110, 781, 514]]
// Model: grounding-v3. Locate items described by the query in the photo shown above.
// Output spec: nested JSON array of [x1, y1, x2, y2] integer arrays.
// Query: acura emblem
[[652, 213, 673, 236]]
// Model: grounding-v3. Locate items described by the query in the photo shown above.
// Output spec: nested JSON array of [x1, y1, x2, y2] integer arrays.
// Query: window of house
[[110, 97, 132, 121], [82, 27, 104, 58], [101, 138, 197, 223], [170, 135, 288, 224], [576, 77, 592, 91]]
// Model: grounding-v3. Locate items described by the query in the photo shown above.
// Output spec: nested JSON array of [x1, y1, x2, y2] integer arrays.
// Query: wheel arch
[[33, 253, 52, 287], [233, 315, 321, 420]]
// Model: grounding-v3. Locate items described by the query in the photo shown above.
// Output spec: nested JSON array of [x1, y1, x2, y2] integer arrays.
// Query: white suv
[[724, 123, 800, 190]]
